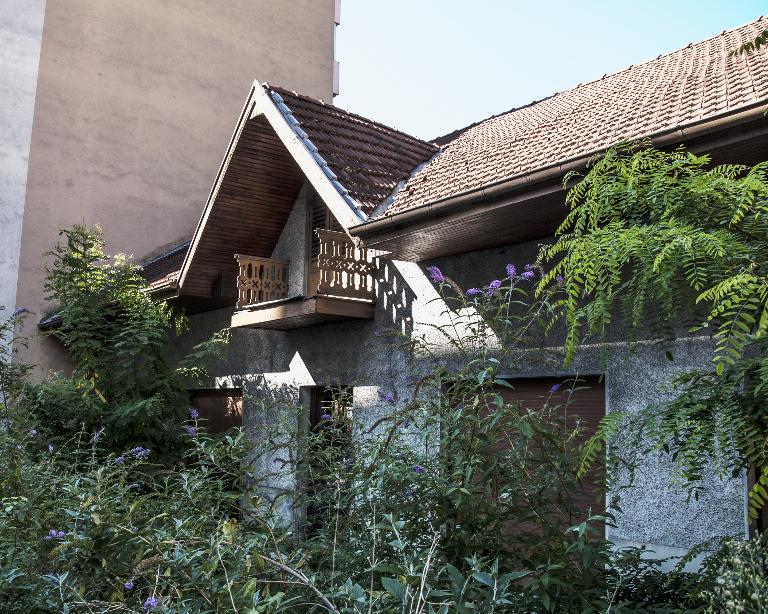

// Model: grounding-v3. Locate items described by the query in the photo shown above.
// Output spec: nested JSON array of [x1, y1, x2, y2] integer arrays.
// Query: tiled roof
[[385, 16, 768, 215], [140, 241, 189, 291], [266, 85, 438, 215]]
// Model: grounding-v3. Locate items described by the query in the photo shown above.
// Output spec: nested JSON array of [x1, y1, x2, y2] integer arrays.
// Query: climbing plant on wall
[[539, 143, 768, 520]]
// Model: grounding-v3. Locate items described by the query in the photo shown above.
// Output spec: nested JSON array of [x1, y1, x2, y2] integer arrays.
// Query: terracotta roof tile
[[265, 85, 438, 215], [140, 241, 189, 291], [386, 16, 768, 215]]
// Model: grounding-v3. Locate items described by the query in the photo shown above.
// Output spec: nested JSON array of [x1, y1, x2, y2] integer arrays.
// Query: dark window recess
[[749, 466, 768, 537], [189, 388, 243, 433], [310, 194, 343, 260], [305, 385, 353, 535]]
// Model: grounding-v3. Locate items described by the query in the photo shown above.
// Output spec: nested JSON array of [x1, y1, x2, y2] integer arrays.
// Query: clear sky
[[334, 2, 766, 141]]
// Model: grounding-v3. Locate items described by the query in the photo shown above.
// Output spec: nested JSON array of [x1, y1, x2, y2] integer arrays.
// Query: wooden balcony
[[231, 230, 376, 330]]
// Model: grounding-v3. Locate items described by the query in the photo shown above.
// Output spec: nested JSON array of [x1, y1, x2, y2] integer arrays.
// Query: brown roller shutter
[[494, 376, 606, 526]]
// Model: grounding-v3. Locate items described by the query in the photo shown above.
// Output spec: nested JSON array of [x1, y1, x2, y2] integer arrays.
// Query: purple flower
[[384, 392, 395, 404], [124, 580, 134, 591], [505, 264, 517, 279], [555, 274, 564, 283], [550, 383, 561, 393], [465, 288, 482, 296], [130, 447, 151, 459], [189, 407, 199, 419], [413, 464, 425, 474], [115, 455, 125, 465], [486, 279, 502, 296], [520, 271, 535, 280], [524, 263, 535, 271], [320, 412, 332, 421], [143, 596, 158, 611], [43, 529, 65, 542], [184, 425, 197, 436], [426, 266, 444, 283]]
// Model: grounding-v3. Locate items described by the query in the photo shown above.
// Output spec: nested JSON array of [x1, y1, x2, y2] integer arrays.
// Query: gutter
[[349, 100, 768, 240]]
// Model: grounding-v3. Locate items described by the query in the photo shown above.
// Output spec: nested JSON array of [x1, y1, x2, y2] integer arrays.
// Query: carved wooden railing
[[234, 255, 290, 308], [314, 229, 375, 300]]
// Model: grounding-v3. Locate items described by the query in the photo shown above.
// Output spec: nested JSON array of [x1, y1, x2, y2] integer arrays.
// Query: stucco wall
[[178, 228, 747, 552], [15, 0, 335, 373], [0, 0, 45, 333]]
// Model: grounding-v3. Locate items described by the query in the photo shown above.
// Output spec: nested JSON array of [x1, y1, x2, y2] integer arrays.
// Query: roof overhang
[[351, 101, 768, 261], [174, 82, 368, 304]]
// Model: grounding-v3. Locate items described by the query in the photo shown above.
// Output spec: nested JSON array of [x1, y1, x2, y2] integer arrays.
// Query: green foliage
[[731, 28, 768, 56], [0, 225, 746, 612], [31, 225, 228, 457], [539, 144, 768, 520]]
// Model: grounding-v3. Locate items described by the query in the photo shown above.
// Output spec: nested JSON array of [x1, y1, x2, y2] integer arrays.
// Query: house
[[5, 0, 340, 372], [143, 17, 768, 561]]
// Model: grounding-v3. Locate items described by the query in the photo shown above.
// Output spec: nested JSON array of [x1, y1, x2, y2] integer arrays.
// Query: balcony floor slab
[[231, 295, 374, 330]]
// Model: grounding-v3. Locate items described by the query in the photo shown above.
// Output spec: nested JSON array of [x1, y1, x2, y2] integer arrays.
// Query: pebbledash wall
[[174, 186, 747, 564]]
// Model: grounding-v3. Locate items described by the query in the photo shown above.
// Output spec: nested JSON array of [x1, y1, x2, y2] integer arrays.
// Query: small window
[[189, 388, 243, 433], [304, 385, 353, 534]]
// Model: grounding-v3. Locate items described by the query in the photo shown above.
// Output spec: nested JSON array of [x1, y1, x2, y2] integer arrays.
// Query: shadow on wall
[[374, 258, 416, 337]]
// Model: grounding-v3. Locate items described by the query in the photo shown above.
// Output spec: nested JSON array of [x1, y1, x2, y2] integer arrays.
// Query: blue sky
[[334, 2, 765, 140]]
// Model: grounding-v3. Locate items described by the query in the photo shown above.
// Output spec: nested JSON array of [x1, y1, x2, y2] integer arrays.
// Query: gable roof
[[149, 16, 768, 299], [384, 16, 768, 215], [266, 86, 438, 215]]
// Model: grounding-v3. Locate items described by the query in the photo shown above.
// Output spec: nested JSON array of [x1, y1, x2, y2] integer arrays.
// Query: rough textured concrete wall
[[15, 0, 335, 373], [271, 185, 310, 297], [181, 236, 747, 551], [0, 0, 45, 329]]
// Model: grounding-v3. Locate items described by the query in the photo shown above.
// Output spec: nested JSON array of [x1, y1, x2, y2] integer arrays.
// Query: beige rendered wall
[[16, 0, 335, 372]]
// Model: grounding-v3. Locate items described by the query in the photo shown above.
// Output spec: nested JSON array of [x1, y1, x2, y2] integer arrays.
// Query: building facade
[[4, 0, 339, 371], [141, 18, 768, 561]]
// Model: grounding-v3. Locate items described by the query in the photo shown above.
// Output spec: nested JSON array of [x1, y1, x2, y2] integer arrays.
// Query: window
[[188, 388, 243, 433], [304, 385, 353, 534]]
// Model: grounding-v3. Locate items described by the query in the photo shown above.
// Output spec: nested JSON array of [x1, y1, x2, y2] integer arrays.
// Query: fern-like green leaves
[[540, 144, 768, 521]]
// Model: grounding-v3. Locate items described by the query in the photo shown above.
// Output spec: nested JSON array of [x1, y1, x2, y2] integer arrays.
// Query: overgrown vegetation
[[31, 226, 228, 459], [2, 141, 767, 612], [539, 144, 768, 519]]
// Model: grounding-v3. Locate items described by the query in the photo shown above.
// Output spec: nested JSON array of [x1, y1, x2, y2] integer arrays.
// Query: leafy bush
[[30, 225, 228, 458]]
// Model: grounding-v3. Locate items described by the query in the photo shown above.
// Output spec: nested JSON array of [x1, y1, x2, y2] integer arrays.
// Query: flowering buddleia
[[426, 266, 444, 283], [505, 263, 517, 278], [466, 288, 482, 296], [520, 270, 535, 280], [189, 407, 199, 419], [486, 279, 502, 296], [143, 596, 158, 611]]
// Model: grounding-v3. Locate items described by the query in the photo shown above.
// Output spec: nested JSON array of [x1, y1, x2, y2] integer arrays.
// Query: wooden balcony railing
[[313, 229, 375, 300], [235, 255, 289, 308]]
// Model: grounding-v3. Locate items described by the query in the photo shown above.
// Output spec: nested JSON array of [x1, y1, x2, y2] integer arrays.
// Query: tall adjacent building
[[1, 0, 339, 371]]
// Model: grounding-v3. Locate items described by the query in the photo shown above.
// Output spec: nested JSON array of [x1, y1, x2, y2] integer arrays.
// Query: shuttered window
[[310, 194, 343, 260], [493, 375, 606, 526]]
